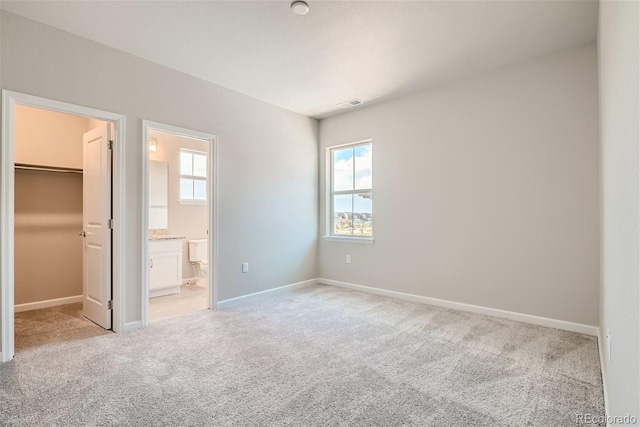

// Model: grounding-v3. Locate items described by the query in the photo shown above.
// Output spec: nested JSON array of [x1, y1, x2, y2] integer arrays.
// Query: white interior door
[[82, 123, 112, 329]]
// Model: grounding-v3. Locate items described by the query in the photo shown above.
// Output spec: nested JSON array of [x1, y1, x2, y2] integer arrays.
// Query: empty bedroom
[[0, 0, 638, 426]]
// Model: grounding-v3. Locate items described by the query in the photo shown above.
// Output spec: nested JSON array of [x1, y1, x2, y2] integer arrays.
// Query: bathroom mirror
[[149, 160, 168, 229]]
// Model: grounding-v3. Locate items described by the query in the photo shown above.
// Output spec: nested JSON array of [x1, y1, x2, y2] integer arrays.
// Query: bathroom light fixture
[[291, 1, 309, 15], [149, 138, 157, 152]]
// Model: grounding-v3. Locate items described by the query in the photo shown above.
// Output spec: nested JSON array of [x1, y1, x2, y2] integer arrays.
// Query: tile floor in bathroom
[[148, 282, 209, 322]]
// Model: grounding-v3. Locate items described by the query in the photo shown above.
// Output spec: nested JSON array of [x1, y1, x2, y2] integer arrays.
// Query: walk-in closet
[[14, 105, 111, 351]]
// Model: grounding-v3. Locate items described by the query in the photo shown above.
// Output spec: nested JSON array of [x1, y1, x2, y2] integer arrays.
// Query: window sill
[[322, 236, 374, 245], [178, 199, 207, 205]]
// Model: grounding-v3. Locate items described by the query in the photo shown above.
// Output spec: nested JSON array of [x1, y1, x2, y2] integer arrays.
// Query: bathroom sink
[[148, 235, 185, 241]]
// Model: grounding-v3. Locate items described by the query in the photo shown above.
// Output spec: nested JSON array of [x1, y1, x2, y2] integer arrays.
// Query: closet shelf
[[15, 163, 83, 174]]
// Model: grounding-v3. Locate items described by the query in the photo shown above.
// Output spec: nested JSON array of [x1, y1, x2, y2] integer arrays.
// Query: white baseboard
[[14, 295, 82, 313], [318, 278, 599, 336], [598, 328, 610, 421], [217, 279, 317, 308], [123, 320, 142, 332]]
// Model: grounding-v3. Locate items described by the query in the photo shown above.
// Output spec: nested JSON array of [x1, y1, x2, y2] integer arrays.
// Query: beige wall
[[15, 104, 91, 169], [319, 44, 600, 326], [0, 11, 319, 325], [599, 0, 640, 420], [149, 131, 209, 280], [14, 169, 83, 304]]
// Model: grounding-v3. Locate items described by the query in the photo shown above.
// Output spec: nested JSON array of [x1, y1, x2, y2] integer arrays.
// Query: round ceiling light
[[291, 1, 309, 15]]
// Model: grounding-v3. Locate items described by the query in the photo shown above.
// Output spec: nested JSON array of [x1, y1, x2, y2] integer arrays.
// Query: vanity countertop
[[149, 235, 186, 241]]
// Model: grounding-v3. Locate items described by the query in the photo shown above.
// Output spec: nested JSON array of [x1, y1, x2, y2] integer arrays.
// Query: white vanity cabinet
[[149, 238, 183, 298]]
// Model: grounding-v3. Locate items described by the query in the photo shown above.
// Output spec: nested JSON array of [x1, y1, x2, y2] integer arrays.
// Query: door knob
[[78, 231, 86, 237]]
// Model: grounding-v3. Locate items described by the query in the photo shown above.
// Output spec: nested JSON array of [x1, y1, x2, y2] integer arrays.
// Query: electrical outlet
[[606, 328, 611, 362], [346, 254, 351, 264], [242, 262, 249, 273]]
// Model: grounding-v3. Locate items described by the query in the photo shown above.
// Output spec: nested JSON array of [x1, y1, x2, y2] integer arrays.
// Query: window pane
[[194, 179, 206, 200], [333, 148, 353, 191], [354, 144, 372, 190], [353, 193, 372, 236], [180, 178, 194, 199], [333, 194, 353, 235], [180, 152, 193, 176], [193, 154, 207, 178]]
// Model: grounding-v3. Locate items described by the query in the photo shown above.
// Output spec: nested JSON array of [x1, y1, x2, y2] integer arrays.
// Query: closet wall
[[15, 105, 87, 169], [14, 105, 93, 307]]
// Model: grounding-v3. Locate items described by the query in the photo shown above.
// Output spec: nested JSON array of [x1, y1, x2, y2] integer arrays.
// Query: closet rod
[[14, 163, 83, 174]]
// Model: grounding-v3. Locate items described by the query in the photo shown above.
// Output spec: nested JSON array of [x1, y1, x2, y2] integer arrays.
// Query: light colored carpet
[[1, 284, 603, 426], [14, 302, 112, 351]]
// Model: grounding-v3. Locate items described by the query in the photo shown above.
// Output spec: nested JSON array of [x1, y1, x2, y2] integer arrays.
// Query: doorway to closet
[[1, 91, 126, 362], [13, 105, 112, 352]]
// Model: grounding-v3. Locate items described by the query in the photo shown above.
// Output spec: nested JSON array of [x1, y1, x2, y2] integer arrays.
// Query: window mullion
[[352, 147, 356, 236], [352, 147, 356, 192], [333, 189, 372, 195]]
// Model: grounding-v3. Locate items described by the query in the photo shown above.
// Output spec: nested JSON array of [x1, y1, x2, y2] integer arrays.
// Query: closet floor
[[149, 283, 208, 322], [14, 302, 112, 352]]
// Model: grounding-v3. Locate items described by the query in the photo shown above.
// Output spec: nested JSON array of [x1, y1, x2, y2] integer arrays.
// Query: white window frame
[[179, 148, 207, 205], [325, 139, 374, 243]]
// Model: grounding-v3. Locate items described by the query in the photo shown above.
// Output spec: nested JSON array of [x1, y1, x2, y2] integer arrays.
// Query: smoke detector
[[291, 1, 309, 15], [337, 98, 364, 109]]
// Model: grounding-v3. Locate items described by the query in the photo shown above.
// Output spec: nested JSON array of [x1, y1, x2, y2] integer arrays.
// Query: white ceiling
[[1, 1, 598, 119]]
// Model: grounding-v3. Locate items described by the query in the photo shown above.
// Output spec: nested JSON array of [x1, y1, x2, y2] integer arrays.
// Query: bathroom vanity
[[149, 236, 184, 298], [148, 159, 183, 298]]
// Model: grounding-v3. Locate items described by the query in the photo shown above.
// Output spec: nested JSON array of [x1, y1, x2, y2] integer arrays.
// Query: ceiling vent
[[337, 98, 364, 109]]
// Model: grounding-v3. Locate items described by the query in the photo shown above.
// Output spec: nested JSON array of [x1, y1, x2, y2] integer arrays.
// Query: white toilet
[[188, 239, 208, 284]]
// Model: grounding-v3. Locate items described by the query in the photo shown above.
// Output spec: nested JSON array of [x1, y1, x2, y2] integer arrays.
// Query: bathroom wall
[[14, 106, 95, 306], [149, 130, 209, 281]]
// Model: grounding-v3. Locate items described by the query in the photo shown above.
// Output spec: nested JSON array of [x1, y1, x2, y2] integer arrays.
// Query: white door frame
[[0, 90, 127, 362], [141, 120, 218, 326]]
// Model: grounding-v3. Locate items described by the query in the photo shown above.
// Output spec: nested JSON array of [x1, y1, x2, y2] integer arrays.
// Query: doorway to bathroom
[[1, 91, 126, 362], [141, 121, 217, 325]]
